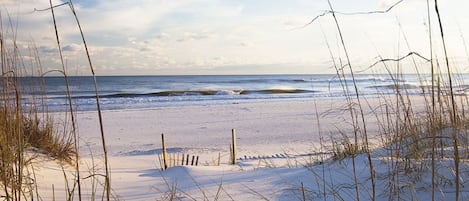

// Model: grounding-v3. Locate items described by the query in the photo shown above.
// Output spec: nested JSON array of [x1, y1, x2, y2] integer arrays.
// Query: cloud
[[1, 0, 20, 5], [71, 1, 199, 37], [1, 0, 46, 6], [62, 43, 81, 52], [177, 32, 216, 42], [4, 0, 469, 75], [156, 32, 170, 40], [379, 0, 401, 9], [139, 47, 153, 52], [282, 17, 306, 27], [38, 46, 57, 54], [238, 42, 253, 47]]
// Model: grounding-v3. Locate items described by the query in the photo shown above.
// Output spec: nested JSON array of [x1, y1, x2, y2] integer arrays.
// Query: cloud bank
[[2, 0, 469, 75]]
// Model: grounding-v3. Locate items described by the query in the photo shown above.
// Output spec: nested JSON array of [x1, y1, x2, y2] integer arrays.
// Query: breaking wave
[[73, 89, 319, 99]]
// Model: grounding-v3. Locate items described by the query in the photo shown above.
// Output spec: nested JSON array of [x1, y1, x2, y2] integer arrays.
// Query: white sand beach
[[30, 96, 467, 201]]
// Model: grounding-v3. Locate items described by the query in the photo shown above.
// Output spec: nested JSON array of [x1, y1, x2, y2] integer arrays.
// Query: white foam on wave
[[215, 90, 241, 95]]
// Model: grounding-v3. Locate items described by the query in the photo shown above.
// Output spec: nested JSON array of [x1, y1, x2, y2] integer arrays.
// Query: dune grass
[[0, 61, 75, 200], [304, 0, 469, 200], [0, 0, 112, 200]]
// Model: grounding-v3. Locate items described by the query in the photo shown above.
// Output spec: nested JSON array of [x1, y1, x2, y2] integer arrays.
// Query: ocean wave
[[194, 76, 401, 84], [291, 76, 406, 84], [70, 89, 318, 99], [366, 83, 419, 90], [241, 89, 316, 94], [198, 78, 312, 84]]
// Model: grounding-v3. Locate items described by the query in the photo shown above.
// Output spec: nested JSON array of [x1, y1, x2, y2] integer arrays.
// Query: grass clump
[[0, 108, 72, 161], [21, 112, 75, 163], [0, 105, 75, 198]]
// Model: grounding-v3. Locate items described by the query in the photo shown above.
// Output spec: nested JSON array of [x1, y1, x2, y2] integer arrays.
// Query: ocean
[[12, 74, 468, 112]]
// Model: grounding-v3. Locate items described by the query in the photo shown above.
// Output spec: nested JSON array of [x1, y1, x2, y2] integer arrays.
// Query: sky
[[2, 0, 469, 75]]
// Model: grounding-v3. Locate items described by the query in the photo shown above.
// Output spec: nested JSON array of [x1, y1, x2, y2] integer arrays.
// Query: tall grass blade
[[327, 0, 376, 199], [434, 1, 460, 200], [67, 1, 111, 200], [47, 1, 82, 200]]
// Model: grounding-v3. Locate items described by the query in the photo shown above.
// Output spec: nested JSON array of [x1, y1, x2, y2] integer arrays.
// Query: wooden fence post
[[231, 129, 237, 165], [161, 133, 168, 170], [301, 182, 306, 201], [229, 145, 232, 164]]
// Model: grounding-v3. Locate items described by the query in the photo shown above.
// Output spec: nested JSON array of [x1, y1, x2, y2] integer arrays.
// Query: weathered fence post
[[231, 129, 237, 165], [301, 182, 306, 201], [52, 184, 55, 201], [229, 145, 233, 164], [161, 133, 168, 170]]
